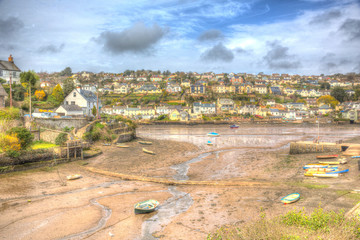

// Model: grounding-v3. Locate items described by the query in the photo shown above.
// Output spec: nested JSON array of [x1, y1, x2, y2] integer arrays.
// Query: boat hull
[[138, 141, 152, 145], [143, 148, 155, 155], [316, 155, 338, 159], [134, 199, 159, 214], [281, 193, 300, 204], [67, 174, 82, 180], [313, 173, 339, 178]]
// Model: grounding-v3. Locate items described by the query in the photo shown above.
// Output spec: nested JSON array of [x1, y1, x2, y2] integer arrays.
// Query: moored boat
[[134, 199, 159, 214], [207, 132, 219, 137], [318, 161, 340, 165], [313, 173, 339, 178], [66, 174, 82, 180], [138, 141, 152, 145], [326, 169, 349, 174], [143, 148, 155, 155], [230, 124, 239, 129], [351, 156, 360, 158], [316, 154, 338, 159], [116, 144, 129, 148], [281, 193, 300, 204], [207, 141, 213, 145], [303, 163, 334, 169]]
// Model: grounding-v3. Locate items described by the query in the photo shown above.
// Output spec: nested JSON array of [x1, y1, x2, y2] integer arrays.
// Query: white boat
[[312, 173, 339, 178], [66, 174, 82, 180]]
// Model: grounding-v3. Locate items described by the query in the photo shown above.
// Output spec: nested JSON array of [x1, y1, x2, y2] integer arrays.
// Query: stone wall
[[40, 129, 69, 144], [115, 132, 136, 143], [290, 141, 342, 154], [34, 118, 89, 131]]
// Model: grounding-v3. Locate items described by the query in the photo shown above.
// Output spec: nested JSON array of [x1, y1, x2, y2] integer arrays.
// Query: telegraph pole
[[29, 80, 32, 118], [96, 80, 100, 119], [9, 74, 12, 107]]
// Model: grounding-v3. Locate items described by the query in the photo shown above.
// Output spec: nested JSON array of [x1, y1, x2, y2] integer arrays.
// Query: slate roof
[[59, 104, 83, 112], [0, 60, 21, 72], [79, 89, 97, 102]]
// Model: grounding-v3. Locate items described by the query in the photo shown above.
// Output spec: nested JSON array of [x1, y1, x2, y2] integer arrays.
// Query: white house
[[0, 55, 21, 84], [55, 104, 84, 116], [63, 87, 101, 116], [193, 102, 216, 115]]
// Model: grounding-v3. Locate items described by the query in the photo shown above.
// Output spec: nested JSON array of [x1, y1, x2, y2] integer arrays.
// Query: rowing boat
[[316, 154, 338, 159], [207, 132, 219, 137], [303, 163, 334, 169], [116, 144, 129, 148], [351, 156, 360, 158], [138, 141, 152, 145], [230, 125, 239, 129], [318, 161, 340, 165], [313, 173, 339, 178], [134, 199, 159, 214], [281, 193, 300, 204], [143, 148, 155, 155], [326, 169, 349, 174], [66, 174, 82, 180], [207, 141, 213, 145]]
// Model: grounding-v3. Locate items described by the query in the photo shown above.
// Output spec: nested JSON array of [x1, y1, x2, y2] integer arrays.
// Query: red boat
[[316, 154, 338, 159], [230, 124, 239, 129]]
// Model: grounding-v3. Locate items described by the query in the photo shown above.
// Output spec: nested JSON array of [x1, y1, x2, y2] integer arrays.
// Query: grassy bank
[[207, 207, 360, 240]]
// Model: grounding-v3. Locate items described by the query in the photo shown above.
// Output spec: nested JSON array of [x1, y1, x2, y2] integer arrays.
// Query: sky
[[0, 0, 359, 75]]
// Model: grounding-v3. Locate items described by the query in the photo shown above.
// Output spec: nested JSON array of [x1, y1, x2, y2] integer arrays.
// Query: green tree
[[7, 127, 33, 150], [60, 67, 72, 77], [0, 78, 6, 84], [317, 95, 339, 108], [320, 82, 330, 90], [63, 78, 75, 96], [12, 84, 26, 101], [331, 86, 347, 103], [20, 70, 39, 87], [92, 105, 97, 116], [51, 84, 64, 103]]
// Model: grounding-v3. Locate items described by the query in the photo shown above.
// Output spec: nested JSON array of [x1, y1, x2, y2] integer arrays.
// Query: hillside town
[[1, 55, 360, 123]]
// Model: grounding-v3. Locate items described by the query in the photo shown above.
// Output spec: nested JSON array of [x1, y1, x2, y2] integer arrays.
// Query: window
[[66, 101, 69, 105], [0, 70, 2, 76], [71, 101, 75, 105], [73, 92, 76, 97]]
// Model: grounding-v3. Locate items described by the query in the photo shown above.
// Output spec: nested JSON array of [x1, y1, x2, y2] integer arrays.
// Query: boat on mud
[[207, 132, 219, 137], [316, 154, 338, 159], [318, 161, 340, 165], [116, 144, 129, 148], [143, 148, 155, 155], [281, 193, 300, 204], [134, 199, 159, 214], [303, 163, 336, 169], [313, 173, 339, 178], [66, 174, 82, 180], [207, 141, 213, 146], [138, 141, 152, 145], [230, 124, 239, 129]]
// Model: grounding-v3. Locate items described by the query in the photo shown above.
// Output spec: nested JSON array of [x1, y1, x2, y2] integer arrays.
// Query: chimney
[[8, 54, 13, 63]]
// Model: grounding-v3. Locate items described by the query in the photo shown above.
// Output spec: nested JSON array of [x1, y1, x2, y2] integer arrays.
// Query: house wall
[[0, 70, 20, 84], [34, 117, 89, 130]]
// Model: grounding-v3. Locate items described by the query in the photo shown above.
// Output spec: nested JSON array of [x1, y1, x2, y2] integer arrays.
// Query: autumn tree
[[317, 95, 339, 108], [296, 99, 307, 104], [51, 84, 64, 104], [34, 90, 46, 101]]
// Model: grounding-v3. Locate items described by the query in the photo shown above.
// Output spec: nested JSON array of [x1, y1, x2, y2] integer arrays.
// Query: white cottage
[[63, 87, 101, 116], [0, 55, 21, 84]]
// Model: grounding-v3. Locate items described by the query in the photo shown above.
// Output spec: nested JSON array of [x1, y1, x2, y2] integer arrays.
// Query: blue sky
[[0, 0, 359, 75]]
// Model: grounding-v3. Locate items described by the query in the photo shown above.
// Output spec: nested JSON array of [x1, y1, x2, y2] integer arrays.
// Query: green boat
[[134, 199, 159, 214], [138, 141, 152, 145]]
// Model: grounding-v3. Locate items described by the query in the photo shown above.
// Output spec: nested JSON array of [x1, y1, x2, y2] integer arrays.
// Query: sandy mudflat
[[0, 135, 359, 240]]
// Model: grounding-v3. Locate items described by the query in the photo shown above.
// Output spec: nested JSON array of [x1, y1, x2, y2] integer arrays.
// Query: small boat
[[116, 144, 129, 148], [230, 124, 239, 129], [281, 193, 300, 204], [319, 161, 340, 165], [326, 169, 349, 174], [207, 132, 219, 137], [313, 173, 339, 178], [138, 141, 152, 145], [67, 174, 82, 180], [316, 154, 338, 159], [305, 168, 337, 176], [351, 156, 360, 158], [143, 148, 155, 155], [303, 163, 333, 169], [134, 199, 159, 214], [102, 143, 111, 146], [207, 141, 213, 146]]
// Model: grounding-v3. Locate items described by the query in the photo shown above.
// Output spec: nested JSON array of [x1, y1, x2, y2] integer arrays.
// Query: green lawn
[[31, 141, 57, 149]]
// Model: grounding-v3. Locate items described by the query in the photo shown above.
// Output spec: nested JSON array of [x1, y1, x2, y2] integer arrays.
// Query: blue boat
[[230, 124, 239, 129], [281, 193, 300, 204], [351, 156, 360, 158], [207, 140, 213, 145], [207, 132, 219, 137], [326, 169, 349, 174]]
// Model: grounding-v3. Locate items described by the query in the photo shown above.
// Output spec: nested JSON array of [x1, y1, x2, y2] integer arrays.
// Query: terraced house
[[134, 84, 161, 94]]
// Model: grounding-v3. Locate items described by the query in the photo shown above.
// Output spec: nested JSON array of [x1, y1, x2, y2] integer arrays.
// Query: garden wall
[[34, 118, 89, 130]]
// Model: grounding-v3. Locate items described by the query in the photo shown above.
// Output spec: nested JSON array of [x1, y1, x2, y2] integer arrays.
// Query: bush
[[55, 133, 68, 146], [0, 133, 21, 158], [0, 108, 21, 120], [7, 127, 33, 149]]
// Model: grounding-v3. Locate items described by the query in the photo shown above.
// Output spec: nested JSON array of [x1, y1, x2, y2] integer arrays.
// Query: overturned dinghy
[[66, 174, 82, 180]]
